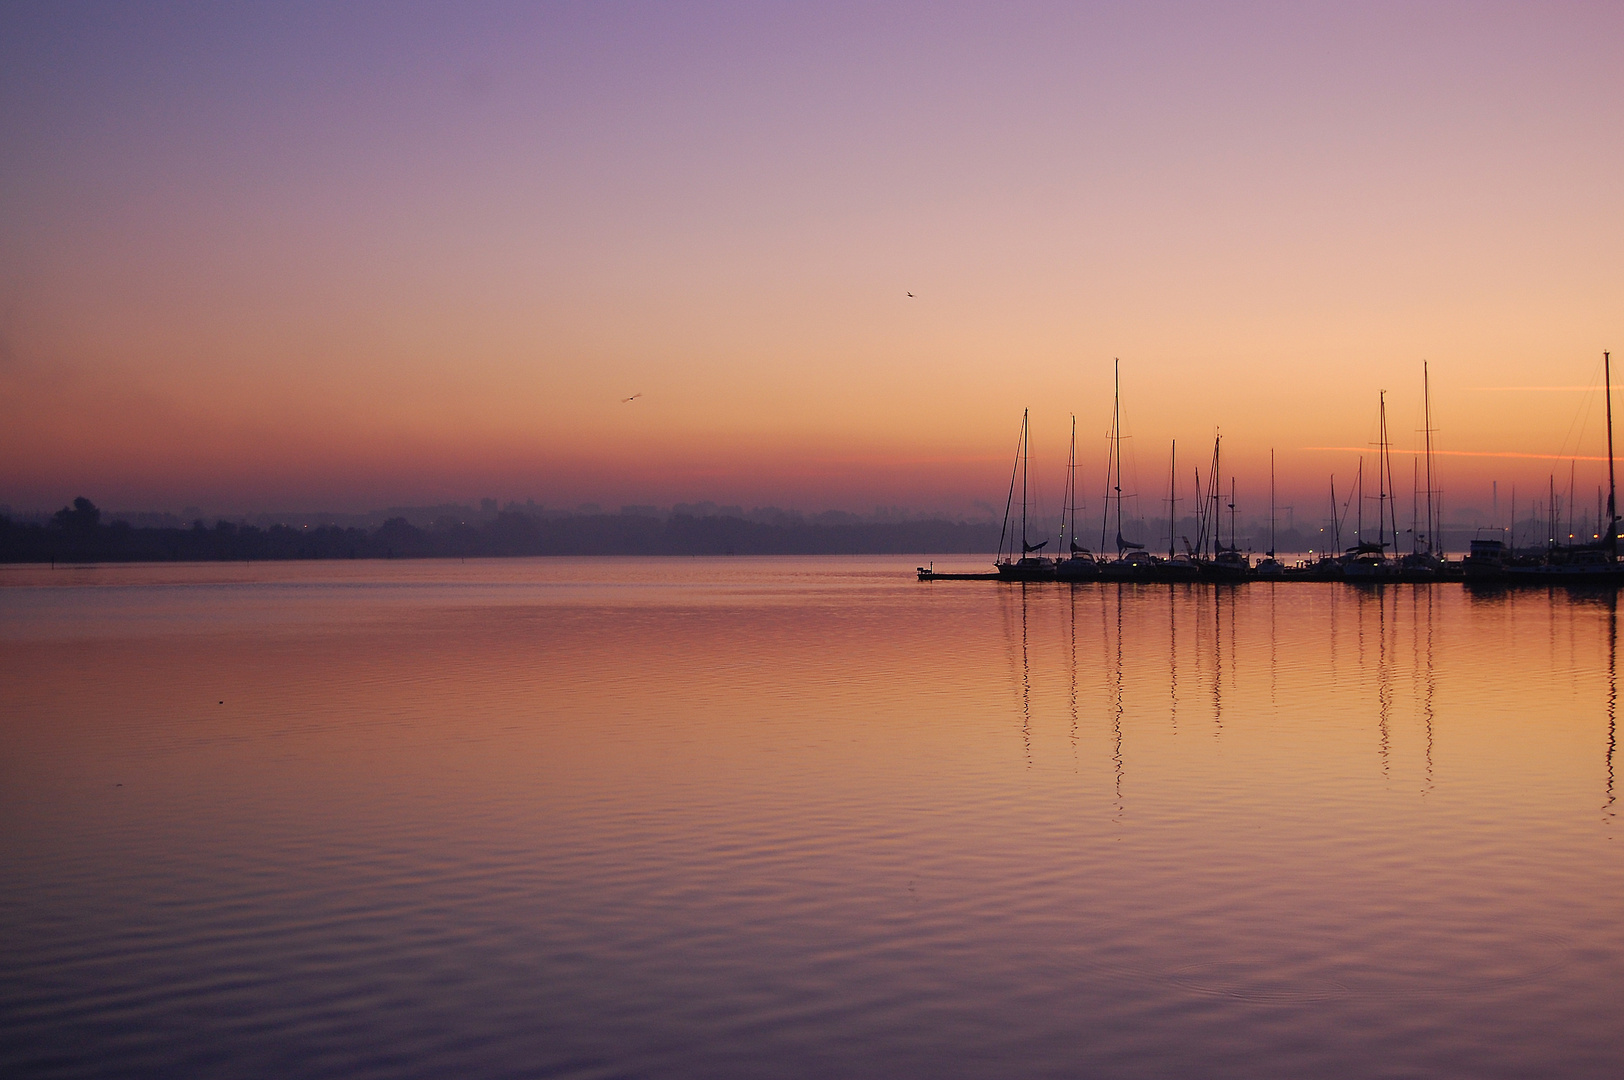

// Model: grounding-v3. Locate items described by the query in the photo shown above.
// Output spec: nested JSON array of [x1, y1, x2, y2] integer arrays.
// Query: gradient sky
[[2, 1, 1622, 520]]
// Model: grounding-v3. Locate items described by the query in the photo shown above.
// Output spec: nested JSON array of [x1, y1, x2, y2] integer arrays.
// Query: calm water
[[2, 557, 1622, 1078]]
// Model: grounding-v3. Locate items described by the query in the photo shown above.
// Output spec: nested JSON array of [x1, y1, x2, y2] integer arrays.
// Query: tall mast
[[1390, 396, 1403, 548], [998, 411, 1023, 564], [1330, 475, 1340, 552], [1113, 358, 1122, 552], [1021, 409, 1029, 555], [1550, 474, 1557, 552], [1100, 375, 1116, 554], [1607, 350, 1617, 559], [1266, 451, 1279, 558], [1193, 467, 1204, 557], [1168, 440, 1177, 559], [1569, 460, 1576, 546], [1377, 391, 1392, 553], [1356, 458, 1364, 545], [1383, 389, 1396, 555], [1069, 415, 1078, 553], [1412, 458, 1420, 555], [1424, 362, 1436, 554]]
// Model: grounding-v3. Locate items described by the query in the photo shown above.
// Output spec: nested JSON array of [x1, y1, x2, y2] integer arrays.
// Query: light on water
[[3, 558, 1622, 1078]]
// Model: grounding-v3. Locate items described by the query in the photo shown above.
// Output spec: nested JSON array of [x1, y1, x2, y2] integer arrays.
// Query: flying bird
[[621, 393, 642, 403], [907, 292, 914, 297]]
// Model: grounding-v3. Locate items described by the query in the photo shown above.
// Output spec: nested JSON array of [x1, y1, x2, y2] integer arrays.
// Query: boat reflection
[[996, 579, 1622, 816]]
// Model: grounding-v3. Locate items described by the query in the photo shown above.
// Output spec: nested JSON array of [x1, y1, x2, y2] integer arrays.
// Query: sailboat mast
[[1066, 415, 1077, 554], [1356, 458, 1364, 545], [1021, 410, 1029, 554], [1330, 475, 1340, 552], [1169, 440, 1177, 559], [1113, 359, 1122, 551], [1607, 350, 1617, 560], [1376, 391, 1389, 553], [998, 413, 1022, 564], [1550, 474, 1557, 552], [1269, 448, 1276, 558], [1424, 362, 1435, 554], [1412, 458, 1419, 555], [1100, 386, 1115, 554], [1193, 467, 1204, 556], [1385, 395, 1398, 549], [1377, 394, 1386, 551]]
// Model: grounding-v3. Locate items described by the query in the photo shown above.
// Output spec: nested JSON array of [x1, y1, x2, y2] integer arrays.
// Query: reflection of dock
[[916, 564, 1624, 588]]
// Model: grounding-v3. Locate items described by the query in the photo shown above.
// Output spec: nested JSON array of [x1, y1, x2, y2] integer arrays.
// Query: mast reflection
[[1113, 583, 1125, 813], [1370, 588, 1393, 777], [1268, 581, 1278, 707], [1212, 584, 1223, 736], [1068, 584, 1079, 769], [1168, 583, 1178, 734], [1608, 590, 1617, 825], [1021, 583, 1032, 768], [1422, 585, 1436, 794]]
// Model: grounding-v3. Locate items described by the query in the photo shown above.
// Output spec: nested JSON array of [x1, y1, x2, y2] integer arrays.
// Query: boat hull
[[1054, 557, 1101, 581], [1500, 564, 1624, 586], [996, 559, 1057, 582]]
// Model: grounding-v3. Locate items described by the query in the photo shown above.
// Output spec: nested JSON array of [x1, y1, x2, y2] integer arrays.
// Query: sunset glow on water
[[4, 559, 1622, 1078]]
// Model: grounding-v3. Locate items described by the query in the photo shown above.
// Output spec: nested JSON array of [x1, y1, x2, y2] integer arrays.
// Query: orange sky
[[2, 4, 1622, 521]]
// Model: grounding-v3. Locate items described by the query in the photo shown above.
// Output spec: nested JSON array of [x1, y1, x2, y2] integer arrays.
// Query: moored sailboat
[[1501, 351, 1624, 586], [1098, 359, 1153, 580], [996, 409, 1057, 581], [1255, 449, 1285, 578], [1399, 361, 1447, 580], [1344, 392, 1402, 582], [1194, 437, 1250, 581], [1055, 414, 1101, 581], [1154, 439, 1200, 581]]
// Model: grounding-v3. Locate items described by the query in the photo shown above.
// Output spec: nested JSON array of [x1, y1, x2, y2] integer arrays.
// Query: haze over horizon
[[3, 2, 1622, 520]]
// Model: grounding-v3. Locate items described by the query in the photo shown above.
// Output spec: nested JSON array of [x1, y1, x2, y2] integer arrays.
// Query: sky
[[2, 1, 1622, 522]]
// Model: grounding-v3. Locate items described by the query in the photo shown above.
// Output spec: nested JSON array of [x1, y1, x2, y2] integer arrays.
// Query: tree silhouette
[[52, 497, 101, 532]]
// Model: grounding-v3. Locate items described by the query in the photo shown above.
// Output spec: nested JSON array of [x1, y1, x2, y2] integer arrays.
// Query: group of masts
[[994, 359, 1276, 583], [963, 354, 1624, 586]]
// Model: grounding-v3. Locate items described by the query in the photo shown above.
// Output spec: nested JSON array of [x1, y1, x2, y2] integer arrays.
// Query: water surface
[[2, 557, 1621, 1078]]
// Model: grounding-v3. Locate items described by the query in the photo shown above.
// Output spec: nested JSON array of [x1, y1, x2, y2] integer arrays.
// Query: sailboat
[[1098, 359, 1154, 580], [1255, 449, 1285, 578], [1194, 435, 1249, 581], [1056, 414, 1101, 581], [1400, 362, 1444, 580], [1343, 392, 1402, 582], [996, 409, 1057, 581], [1209, 477, 1251, 579], [1284, 474, 1344, 579], [1502, 351, 1624, 585], [1156, 439, 1200, 581]]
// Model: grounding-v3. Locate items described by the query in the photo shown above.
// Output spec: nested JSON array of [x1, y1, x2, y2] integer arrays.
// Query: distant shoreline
[[0, 507, 1001, 563]]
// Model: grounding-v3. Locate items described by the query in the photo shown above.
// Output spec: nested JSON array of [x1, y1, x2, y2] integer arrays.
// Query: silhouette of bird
[[906, 292, 914, 297], [621, 393, 642, 403]]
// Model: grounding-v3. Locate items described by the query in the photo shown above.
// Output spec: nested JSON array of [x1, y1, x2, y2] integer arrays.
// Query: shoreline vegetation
[[0, 498, 1002, 563]]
